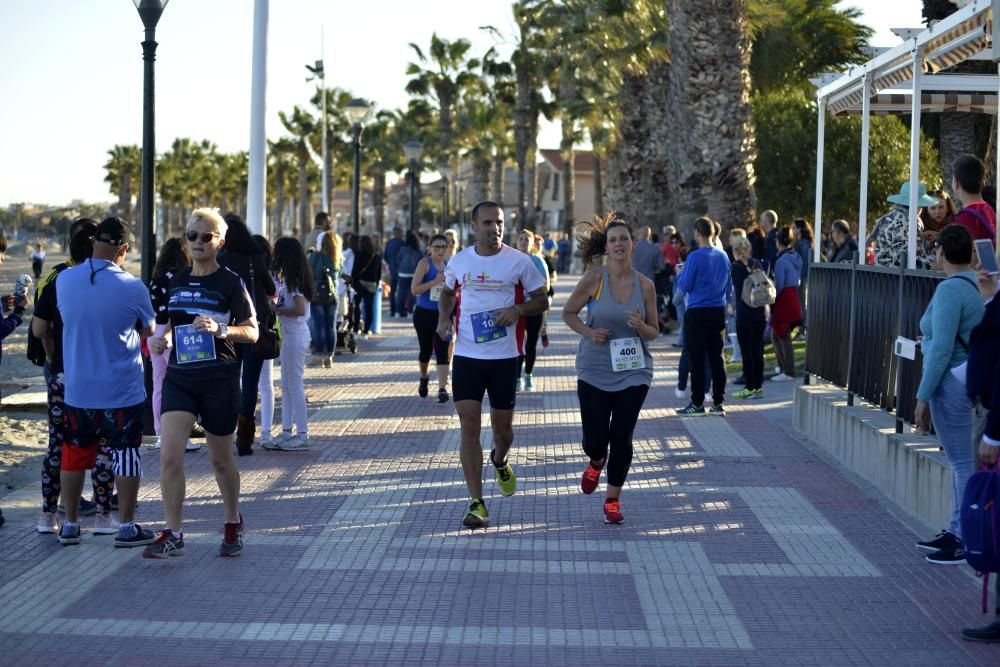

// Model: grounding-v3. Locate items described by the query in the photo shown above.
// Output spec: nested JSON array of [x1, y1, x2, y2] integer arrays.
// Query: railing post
[[893, 264, 905, 433], [846, 251, 858, 407]]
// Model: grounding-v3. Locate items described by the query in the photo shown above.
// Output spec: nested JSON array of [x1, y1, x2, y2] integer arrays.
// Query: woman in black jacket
[[218, 214, 276, 455], [350, 235, 383, 337], [729, 236, 767, 399]]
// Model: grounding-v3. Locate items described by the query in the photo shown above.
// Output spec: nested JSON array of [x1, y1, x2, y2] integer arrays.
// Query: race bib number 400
[[175, 324, 217, 364], [470, 310, 508, 344], [610, 337, 644, 372]]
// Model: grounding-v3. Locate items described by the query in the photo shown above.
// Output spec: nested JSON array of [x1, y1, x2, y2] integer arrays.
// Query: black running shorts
[[161, 372, 241, 436], [452, 355, 518, 410]]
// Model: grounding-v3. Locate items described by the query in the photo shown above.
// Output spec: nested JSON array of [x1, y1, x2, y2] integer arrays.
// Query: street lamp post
[[438, 163, 452, 231], [346, 98, 371, 236], [306, 58, 327, 212], [404, 140, 423, 232], [133, 0, 169, 284]]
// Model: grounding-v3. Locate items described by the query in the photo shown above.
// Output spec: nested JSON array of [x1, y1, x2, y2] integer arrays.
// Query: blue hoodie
[[774, 249, 802, 293], [676, 245, 731, 309]]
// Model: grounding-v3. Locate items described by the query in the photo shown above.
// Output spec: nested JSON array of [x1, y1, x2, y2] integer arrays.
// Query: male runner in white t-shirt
[[437, 201, 548, 527]]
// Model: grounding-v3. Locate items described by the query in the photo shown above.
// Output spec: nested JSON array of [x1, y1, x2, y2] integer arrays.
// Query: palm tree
[[310, 86, 355, 209], [267, 138, 298, 238], [666, 0, 756, 233], [405, 34, 482, 159], [511, 1, 547, 228], [104, 145, 142, 222], [279, 106, 319, 238]]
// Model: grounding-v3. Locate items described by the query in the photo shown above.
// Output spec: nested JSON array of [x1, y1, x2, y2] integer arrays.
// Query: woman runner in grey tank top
[[562, 214, 659, 524]]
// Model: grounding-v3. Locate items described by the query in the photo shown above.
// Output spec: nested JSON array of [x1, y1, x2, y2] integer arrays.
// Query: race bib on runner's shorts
[[469, 310, 508, 344], [175, 324, 217, 364], [610, 336, 644, 372]]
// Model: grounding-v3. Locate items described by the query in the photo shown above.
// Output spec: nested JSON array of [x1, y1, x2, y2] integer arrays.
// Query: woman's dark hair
[[937, 223, 973, 265], [747, 226, 767, 258], [575, 211, 632, 267], [693, 216, 714, 240], [69, 220, 99, 263], [359, 235, 376, 257], [831, 219, 851, 236], [792, 217, 814, 242], [221, 214, 259, 255], [272, 237, 315, 301], [429, 233, 448, 246], [776, 226, 794, 248], [404, 230, 421, 252], [669, 232, 686, 246], [0, 231, 6, 253], [252, 234, 272, 267], [152, 237, 191, 279]]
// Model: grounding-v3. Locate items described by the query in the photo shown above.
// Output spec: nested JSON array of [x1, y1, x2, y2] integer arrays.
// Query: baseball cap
[[95, 217, 132, 246]]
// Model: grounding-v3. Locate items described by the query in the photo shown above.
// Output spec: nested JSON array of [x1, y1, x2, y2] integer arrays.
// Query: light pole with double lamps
[[346, 98, 372, 236], [404, 140, 423, 232], [133, 0, 169, 284]]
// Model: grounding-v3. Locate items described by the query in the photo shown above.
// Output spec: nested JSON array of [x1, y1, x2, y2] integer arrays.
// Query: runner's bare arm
[[410, 258, 441, 296], [562, 269, 611, 344], [437, 285, 457, 338], [148, 325, 172, 354], [494, 286, 548, 327], [193, 314, 258, 344], [31, 315, 55, 357]]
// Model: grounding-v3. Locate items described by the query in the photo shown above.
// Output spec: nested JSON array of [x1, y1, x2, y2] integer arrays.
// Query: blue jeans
[[240, 343, 265, 419], [928, 372, 975, 537], [389, 273, 400, 315], [396, 276, 413, 315], [311, 303, 337, 354]]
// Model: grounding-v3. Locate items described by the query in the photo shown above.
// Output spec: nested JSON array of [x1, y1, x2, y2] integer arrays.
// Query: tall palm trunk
[[940, 111, 978, 196], [592, 154, 603, 219], [604, 60, 671, 230], [118, 175, 131, 222], [560, 121, 575, 235], [471, 157, 491, 206], [296, 147, 309, 239], [492, 151, 505, 204], [666, 0, 755, 236], [372, 170, 387, 241]]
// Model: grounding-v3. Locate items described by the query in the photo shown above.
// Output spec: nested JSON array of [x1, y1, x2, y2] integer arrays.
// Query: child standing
[[265, 238, 314, 451]]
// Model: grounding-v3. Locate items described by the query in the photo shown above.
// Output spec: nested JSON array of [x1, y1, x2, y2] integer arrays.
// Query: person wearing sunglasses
[[410, 233, 453, 402], [145, 208, 258, 559]]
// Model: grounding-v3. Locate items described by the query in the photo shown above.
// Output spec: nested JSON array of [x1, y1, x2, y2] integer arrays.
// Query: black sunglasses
[[186, 230, 220, 243]]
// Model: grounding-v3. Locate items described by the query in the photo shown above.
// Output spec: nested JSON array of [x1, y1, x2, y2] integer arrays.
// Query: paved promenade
[[0, 283, 995, 666]]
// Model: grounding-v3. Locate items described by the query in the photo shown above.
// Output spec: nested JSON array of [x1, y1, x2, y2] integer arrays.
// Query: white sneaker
[[516, 377, 524, 393], [37, 511, 59, 534], [92, 512, 120, 535], [524, 374, 535, 391], [770, 372, 794, 383], [185, 440, 201, 452], [263, 432, 290, 450], [260, 431, 273, 446], [674, 387, 689, 400], [152, 437, 161, 449], [276, 435, 311, 451]]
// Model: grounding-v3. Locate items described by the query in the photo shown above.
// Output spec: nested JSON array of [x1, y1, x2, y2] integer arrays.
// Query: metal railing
[[805, 261, 944, 431]]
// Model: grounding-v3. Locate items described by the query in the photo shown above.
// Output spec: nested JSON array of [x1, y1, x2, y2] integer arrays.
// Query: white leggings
[[258, 358, 274, 433], [280, 326, 310, 435]]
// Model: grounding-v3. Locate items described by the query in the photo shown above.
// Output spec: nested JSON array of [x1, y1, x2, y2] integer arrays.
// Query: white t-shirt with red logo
[[444, 244, 547, 360]]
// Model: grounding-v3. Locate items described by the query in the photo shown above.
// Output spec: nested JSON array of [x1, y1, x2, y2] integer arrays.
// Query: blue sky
[[0, 0, 923, 206]]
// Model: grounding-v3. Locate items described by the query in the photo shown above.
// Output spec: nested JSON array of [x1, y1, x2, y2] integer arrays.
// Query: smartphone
[[975, 239, 999, 275]]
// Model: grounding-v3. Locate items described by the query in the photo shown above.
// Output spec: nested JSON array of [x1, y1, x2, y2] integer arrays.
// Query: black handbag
[[249, 259, 280, 360]]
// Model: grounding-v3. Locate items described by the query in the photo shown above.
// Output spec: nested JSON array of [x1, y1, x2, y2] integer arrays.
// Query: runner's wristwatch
[[216, 323, 229, 339]]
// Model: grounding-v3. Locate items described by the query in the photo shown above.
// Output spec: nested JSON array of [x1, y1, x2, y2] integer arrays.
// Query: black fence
[[805, 262, 943, 429]]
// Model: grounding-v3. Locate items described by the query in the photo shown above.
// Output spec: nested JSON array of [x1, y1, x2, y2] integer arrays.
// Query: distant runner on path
[[436, 201, 548, 528]]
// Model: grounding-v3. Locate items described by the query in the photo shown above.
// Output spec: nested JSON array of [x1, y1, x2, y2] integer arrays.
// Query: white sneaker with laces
[[262, 432, 288, 450], [515, 377, 524, 393], [674, 387, 689, 400], [770, 372, 794, 382], [185, 440, 201, 452], [276, 435, 311, 451], [37, 511, 59, 534], [93, 512, 120, 535]]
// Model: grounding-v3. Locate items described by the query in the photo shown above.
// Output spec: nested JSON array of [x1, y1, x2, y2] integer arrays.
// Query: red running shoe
[[581, 463, 602, 494], [219, 513, 244, 557], [604, 499, 624, 524]]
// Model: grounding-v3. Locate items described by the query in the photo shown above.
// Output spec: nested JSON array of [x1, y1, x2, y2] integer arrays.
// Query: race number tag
[[175, 324, 216, 364], [469, 310, 508, 344], [610, 337, 644, 372], [429, 283, 444, 302]]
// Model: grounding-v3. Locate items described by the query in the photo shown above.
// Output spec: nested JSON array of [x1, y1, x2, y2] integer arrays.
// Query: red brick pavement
[[0, 282, 996, 666]]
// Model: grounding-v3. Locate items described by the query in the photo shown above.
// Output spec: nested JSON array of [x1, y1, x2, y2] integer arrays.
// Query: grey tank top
[[576, 267, 654, 391]]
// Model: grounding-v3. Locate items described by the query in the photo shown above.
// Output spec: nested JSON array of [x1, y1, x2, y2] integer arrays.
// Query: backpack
[[740, 260, 776, 308], [310, 253, 337, 306], [960, 465, 1000, 612]]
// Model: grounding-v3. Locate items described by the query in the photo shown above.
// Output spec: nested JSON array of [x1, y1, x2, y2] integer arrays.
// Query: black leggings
[[413, 306, 450, 365], [517, 313, 543, 377], [736, 318, 765, 391], [684, 306, 727, 407], [577, 380, 649, 487]]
